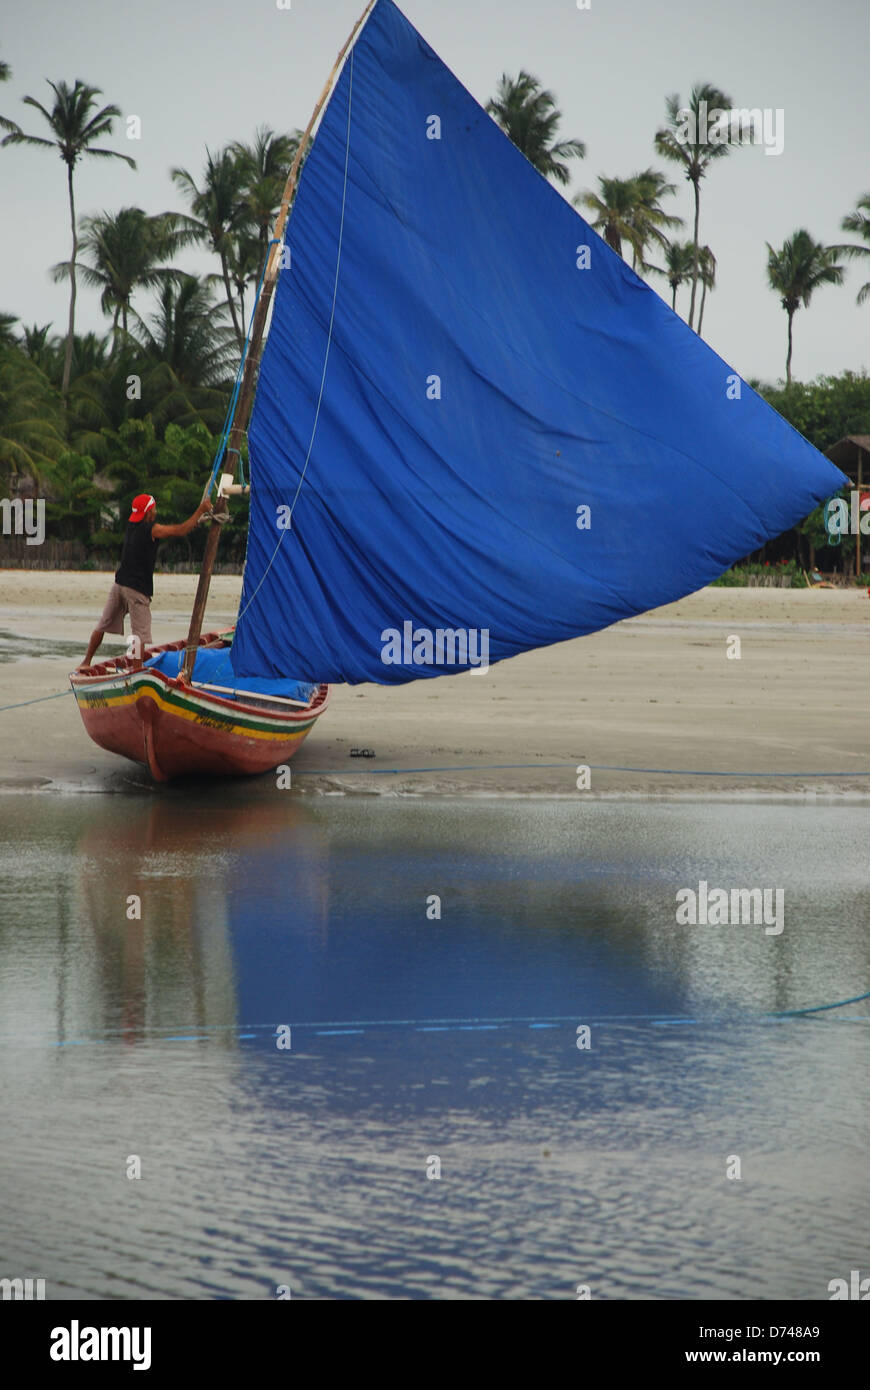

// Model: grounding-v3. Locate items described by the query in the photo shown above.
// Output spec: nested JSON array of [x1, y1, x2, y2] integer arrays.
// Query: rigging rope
[[204, 237, 281, 498], [234, 47, 356, 630]]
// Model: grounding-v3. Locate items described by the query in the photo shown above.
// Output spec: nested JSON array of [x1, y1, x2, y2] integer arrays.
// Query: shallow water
[[0, 793, 867, 1299], [0, 629, 88, 664]]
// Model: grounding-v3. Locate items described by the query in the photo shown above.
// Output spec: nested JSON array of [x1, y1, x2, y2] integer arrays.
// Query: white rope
[[235, 47, 356, 630]]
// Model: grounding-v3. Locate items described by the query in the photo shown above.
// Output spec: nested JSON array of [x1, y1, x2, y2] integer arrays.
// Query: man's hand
[[153, 499, 215, 539]]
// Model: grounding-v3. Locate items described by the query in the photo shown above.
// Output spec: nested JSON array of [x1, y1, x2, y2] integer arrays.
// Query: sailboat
[[70, 0, 846, 781]]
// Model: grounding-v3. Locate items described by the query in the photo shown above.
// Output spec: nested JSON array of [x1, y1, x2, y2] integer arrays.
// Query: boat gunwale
[[69, 630, 330, 724]]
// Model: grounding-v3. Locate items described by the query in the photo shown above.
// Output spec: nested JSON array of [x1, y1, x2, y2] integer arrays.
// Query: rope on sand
[[0, 689, 73, 712], [295, 760, 870, 778], [771, 989, 870, 1016]]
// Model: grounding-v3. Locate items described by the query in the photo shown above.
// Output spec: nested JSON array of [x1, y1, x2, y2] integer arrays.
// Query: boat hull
[[70, 634, 329, 782]]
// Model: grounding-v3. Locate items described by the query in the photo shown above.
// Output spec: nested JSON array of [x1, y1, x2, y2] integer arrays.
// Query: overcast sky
[[1, 0, 867, 384]]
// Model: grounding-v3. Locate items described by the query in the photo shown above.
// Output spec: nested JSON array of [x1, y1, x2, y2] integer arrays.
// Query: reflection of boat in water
[[73, 0, 845, 781], [72, 796, 331, 1044]]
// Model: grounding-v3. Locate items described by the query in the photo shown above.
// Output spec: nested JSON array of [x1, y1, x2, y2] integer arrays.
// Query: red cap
[[129, 494, 156, 522]]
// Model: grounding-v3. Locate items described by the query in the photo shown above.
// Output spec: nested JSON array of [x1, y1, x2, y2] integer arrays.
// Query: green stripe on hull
[[74, 673, 320, 739]]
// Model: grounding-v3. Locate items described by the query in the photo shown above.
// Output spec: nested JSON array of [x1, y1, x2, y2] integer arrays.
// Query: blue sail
[[232, 0, 846, 686]]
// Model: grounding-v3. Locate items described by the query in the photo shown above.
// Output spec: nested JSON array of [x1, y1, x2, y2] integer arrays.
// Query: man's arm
[[152, 500, 213, 539]]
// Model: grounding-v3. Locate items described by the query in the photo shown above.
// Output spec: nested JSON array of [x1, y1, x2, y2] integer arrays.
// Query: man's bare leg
[[79, 629, 104, 671]]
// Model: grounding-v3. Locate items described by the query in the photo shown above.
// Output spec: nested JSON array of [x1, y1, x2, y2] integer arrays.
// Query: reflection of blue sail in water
[[233, 0, 846, 687], [225, 834, 674, 1027]]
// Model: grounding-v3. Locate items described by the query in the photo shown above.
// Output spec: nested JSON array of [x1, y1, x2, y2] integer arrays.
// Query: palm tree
[[649, 240, 696, 311], [655, 84, 738, 329], [50, 207, 183, 337], [19, 322, 60, 376], [130, 274, 236, 429], [0, 312, 17, 346], [0, 80, 135, 397], [0, 49, 11, 83], [833, 193, 870, 305], [695, 245, 716, 336], [578, 176, 644, 260], [231, 126, 301, 290], [170, 149, 247, 347], [629, 168, 683, 269], [577, 168, 680, 266], [486, 71, 585, 185], [218, 232, 262, 330], [0, 346, 67, 480], [766, 230, 843, 385], [132, 275, 236, 384], [63, 340, 149, 452]]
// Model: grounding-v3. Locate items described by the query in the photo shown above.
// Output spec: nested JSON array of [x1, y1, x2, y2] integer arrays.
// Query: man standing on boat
[[78, 492, 213, 670]]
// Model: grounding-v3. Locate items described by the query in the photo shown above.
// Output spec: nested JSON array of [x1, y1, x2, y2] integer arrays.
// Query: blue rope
[[771, 990, 870, 1016], [8, 996, 868, 1049], [205, 237, 281, 495], [0, 689, 73, 712], [294, 760, 870, 778]]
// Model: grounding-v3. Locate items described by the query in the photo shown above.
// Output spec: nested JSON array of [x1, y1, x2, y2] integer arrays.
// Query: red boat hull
[[70, 633, 329, 781]]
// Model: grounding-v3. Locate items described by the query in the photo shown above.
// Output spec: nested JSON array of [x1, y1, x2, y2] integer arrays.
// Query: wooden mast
[[179, 0, 378, 683]]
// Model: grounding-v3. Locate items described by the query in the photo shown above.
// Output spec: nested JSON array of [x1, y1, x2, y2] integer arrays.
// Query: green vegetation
[[711, 562, 870, 588], [759, 370, 870, 452]]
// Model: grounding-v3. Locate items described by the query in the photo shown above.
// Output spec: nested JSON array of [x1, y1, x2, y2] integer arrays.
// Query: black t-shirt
[[115, 521, 160, 598]]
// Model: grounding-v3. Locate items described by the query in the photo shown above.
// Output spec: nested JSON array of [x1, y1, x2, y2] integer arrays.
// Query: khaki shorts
[[97, 583, 152, 648]]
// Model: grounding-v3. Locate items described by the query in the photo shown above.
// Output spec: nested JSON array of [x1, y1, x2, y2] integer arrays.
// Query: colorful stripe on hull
[[70, 634, 329, 781]]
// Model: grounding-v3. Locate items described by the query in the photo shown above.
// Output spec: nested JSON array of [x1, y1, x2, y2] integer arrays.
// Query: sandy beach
[[0, 569, 867, 796]]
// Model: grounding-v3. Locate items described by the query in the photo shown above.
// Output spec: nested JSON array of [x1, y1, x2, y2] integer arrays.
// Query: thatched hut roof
[[824, 435, 870, 481]]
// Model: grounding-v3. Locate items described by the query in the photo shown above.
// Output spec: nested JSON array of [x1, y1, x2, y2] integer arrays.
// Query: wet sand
[[0, 569, 868, 796]]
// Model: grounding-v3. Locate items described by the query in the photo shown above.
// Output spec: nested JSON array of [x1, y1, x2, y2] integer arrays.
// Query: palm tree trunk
[[220, 252, 244, 348], [62, 161, 78, 398], [697, 279, 708, 336], [786, 308, 794, 386], [671, 282, 677, 310], [688, 177, 701, 330]]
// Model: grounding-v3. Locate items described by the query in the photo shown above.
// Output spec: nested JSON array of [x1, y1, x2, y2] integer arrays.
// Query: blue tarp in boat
[[145, 647, 317, 705], [232, 0, 846, 686]]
